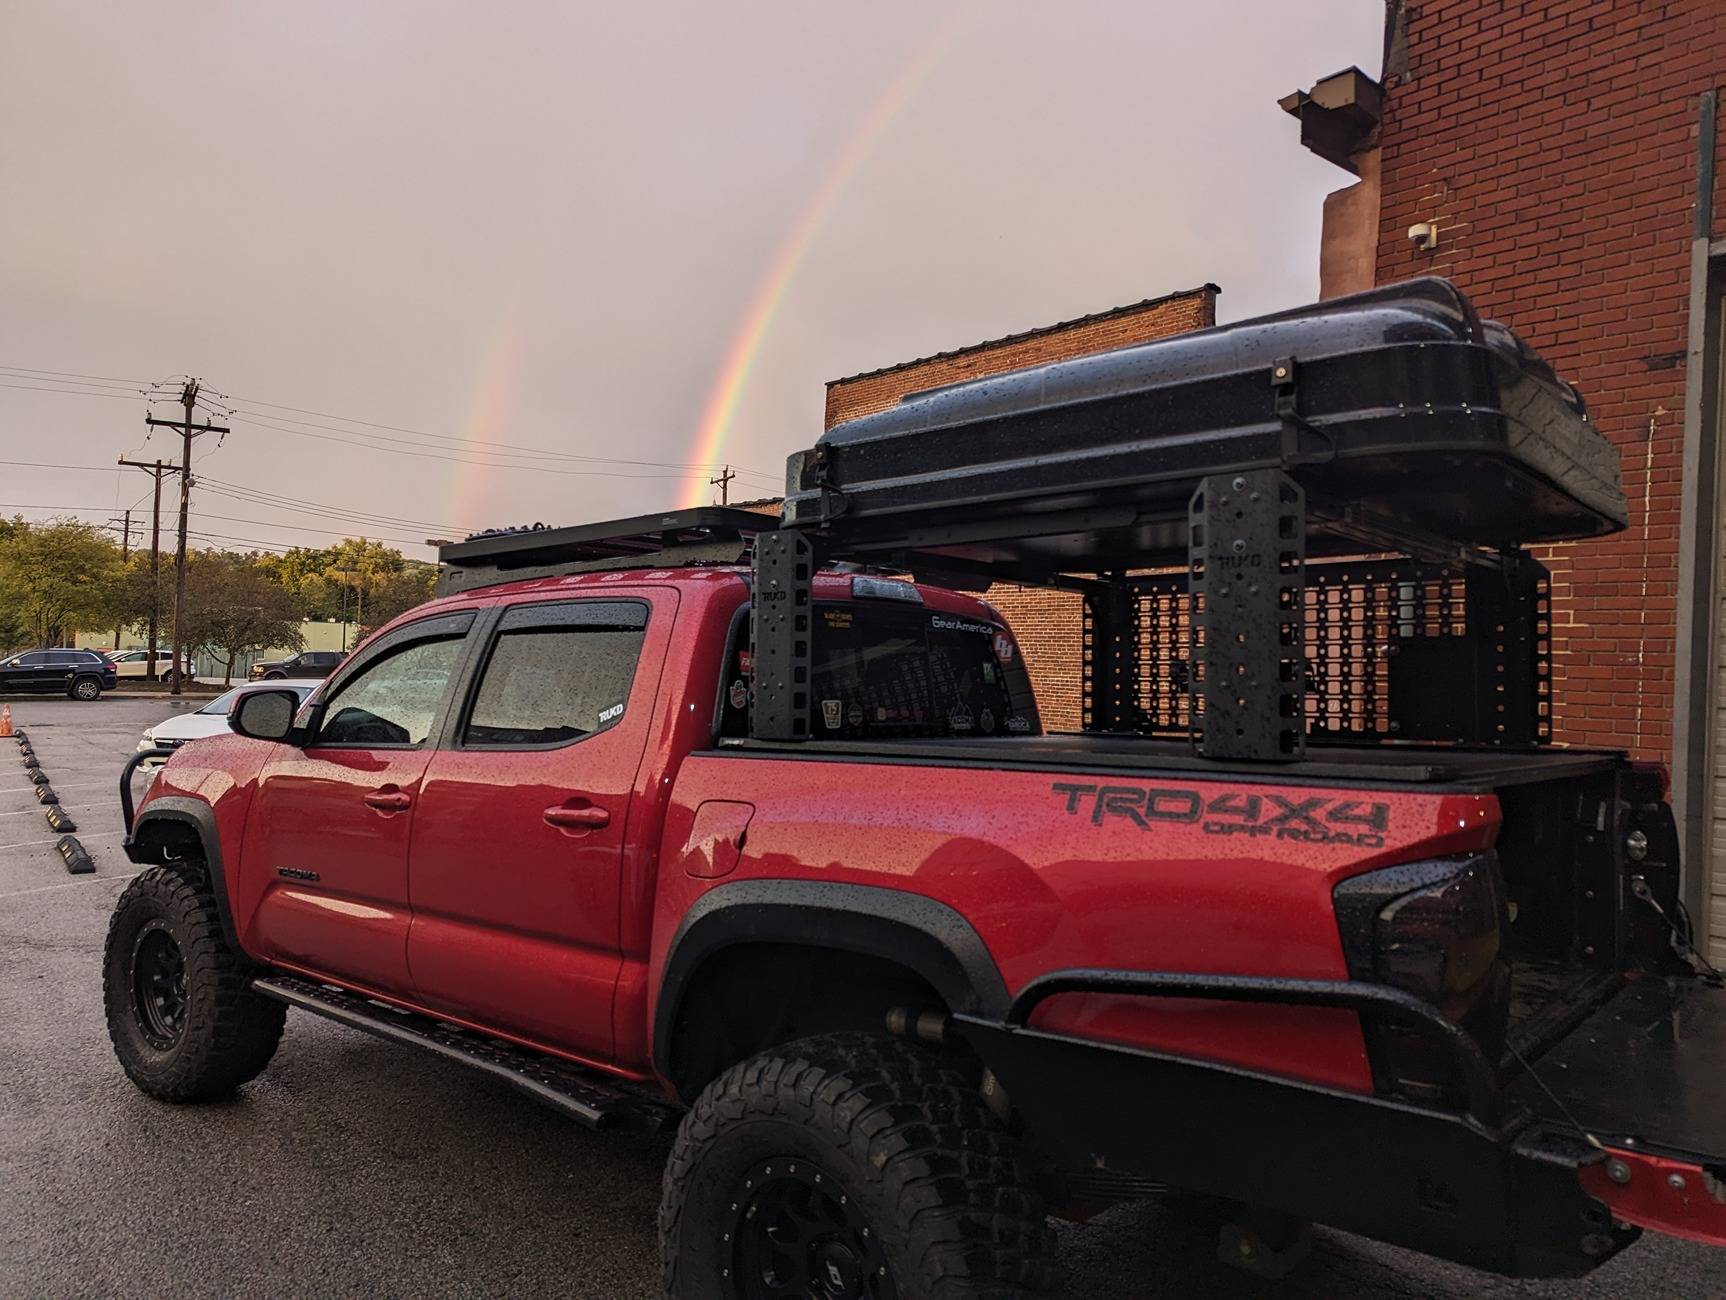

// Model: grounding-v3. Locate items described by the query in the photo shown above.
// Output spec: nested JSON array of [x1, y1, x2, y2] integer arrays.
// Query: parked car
[[107, 649, 198, 680], [136, 680, 322, 762], [248, 650, 343, 681], [108, 283, 1726, 1293], [0, 648, 116, 699]]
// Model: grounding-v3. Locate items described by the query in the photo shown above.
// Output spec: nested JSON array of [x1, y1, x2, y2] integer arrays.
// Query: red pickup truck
[[107, 282, 1726, 1298]]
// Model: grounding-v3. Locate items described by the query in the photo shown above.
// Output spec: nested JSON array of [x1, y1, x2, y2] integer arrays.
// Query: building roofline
[[826, 283, 1223, 388]]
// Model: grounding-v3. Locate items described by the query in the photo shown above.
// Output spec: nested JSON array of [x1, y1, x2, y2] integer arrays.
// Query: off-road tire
[[70, 675, 102, 701], [103, 865, 285, 1101], [660, 1032, 1057, 1300]]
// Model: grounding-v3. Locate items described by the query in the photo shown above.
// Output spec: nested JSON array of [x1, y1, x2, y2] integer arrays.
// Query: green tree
[[322, 538, 405, 629], [255, 546, 340, 618], [177, 550, 306, 684], [358, 562, 437, 637], [0, 518, 124, 646]]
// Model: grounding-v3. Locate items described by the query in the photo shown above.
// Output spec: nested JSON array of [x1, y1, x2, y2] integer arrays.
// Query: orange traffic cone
[[0, 705, 12, 738]]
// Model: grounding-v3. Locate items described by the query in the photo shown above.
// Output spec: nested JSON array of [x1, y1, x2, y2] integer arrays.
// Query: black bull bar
[[952, 968, 1636, 1278]]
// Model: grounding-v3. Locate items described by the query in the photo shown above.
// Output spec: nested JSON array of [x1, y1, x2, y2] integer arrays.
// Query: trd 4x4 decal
[[1051, 782, 1390, 847]]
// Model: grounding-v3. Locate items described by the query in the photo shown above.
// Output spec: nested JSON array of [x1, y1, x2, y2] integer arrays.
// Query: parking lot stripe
[[0, 870, 140, 901], [0, 780, 119, 796], [0, 829, 124, 853]]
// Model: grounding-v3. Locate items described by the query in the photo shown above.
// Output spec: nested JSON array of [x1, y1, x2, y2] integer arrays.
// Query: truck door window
[[461, 601, 647, 748], [316, 638, 466, 747]]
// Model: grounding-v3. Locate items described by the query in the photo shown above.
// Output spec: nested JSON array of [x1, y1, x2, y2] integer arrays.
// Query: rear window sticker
[[847, 702, 864, 727], [824, 608, 854, 629], [729, 679, 749, 711], [993, 633, 1016, 662], [950, 706, 974, 733], [821, 699, 843, 729], [931, 615, 994, 636], [598, 702, 625, 725], [979, 708, 996, 734], [1006, 714, 1032, 734], [738, 648, 754, 675]]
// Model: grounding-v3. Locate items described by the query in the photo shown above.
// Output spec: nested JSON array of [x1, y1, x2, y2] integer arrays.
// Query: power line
[[0, 459, 131, 473], [0, 381, 146, 402], [0, 364, 181, 386], [0, 459, 474, 535], [212, 388, 774, 476], [196, 474, 475, 533], [0, 501, 428, 547], [227, 409, 710, 479], [0, 361, 782, 477]]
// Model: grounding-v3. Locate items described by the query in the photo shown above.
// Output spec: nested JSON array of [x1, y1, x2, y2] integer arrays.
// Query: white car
[[137, 679, 322, 760], [107, 649, 198, 680]]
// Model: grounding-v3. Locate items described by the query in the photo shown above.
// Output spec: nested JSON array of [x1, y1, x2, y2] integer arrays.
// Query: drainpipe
[[1671, 88, 1719, 933]]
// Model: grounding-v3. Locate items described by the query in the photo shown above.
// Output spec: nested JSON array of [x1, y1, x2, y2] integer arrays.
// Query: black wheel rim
[[725, 1157, 895, 1300], [131, 924, 187, 1049]]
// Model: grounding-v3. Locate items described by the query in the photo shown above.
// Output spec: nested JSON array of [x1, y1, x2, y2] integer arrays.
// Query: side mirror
[[230, 689, 300, 742]]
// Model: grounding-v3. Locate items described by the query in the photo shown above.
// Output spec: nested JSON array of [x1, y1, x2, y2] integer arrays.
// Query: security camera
[[1407, 222, 1438, 252]]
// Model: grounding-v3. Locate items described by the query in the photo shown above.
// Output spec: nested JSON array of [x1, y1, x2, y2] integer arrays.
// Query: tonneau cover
[[783, 278, 1626, 576]]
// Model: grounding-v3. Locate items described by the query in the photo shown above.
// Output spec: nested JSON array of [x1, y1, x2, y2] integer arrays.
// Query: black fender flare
[[652, 879, 1010, 1081], [124, 797, 242, 953]]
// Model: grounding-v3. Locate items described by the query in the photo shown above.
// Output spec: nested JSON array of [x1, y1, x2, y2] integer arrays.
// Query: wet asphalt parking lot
[[0, 695, 1717, 1298]]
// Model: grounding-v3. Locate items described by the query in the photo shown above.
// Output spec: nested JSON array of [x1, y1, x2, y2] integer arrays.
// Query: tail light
[[1333, 852, 1511, 1105]]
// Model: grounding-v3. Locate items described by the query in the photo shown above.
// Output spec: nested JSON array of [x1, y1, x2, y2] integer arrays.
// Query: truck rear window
[[719, 601, 1040, 740]]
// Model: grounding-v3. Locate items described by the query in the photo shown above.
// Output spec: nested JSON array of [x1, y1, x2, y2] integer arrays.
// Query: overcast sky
[[0, 1, 1380, 557]]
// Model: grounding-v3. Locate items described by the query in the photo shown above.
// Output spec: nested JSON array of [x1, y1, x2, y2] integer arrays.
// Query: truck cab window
[[463, 608, 646, 748], [316, 638, 465, 747]]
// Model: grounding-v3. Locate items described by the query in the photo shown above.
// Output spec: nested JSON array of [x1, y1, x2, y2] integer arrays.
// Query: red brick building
[[824, 286, 1219, 729], [1285, 0, 1726, 956]]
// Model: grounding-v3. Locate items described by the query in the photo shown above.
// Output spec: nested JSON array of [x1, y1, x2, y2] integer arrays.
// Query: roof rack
[[435, 507, 768, 596]]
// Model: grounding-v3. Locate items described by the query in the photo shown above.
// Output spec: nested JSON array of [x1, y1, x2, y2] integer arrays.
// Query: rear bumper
[[953, 969, 1726, 1277]]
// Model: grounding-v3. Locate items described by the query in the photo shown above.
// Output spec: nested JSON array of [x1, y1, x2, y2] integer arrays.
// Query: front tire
[[103, 866, 285, 1101], [660, 1032, 1056, 1300], [70, 675, 102, 701]]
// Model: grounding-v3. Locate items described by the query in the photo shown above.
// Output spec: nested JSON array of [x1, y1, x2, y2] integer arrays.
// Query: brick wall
[[824, 286, 1218, 730], [1369, 0, 1726, 758], [825, 287, 1218, 428]]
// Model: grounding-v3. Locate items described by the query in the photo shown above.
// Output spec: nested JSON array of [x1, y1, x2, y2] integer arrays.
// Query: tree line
[[0, 518, 437, 682]]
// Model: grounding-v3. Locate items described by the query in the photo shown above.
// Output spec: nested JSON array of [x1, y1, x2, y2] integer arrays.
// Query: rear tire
[[660, 1032, 1057, 1300], [103, 866, 285, 1101], [70, 675, 102, 701]]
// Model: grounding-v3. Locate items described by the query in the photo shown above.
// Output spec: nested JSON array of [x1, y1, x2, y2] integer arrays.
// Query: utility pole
[[709, 465, 735, 505], [118, 457, 183, 682], [335, 566, 354, 652], [108, 509, 133, 653], [145, 381, 228, 695]]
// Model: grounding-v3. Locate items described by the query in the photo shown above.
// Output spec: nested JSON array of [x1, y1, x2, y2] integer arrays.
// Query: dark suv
[[0, 648, 117, 699], [247, 650, 343, 681]]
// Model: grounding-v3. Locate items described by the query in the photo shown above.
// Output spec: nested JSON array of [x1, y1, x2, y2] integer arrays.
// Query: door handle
[[544, 802, 610, 830], [363, 788, 413, 812]]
